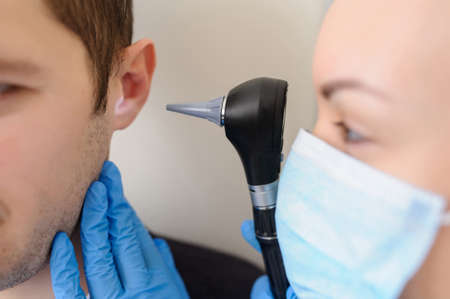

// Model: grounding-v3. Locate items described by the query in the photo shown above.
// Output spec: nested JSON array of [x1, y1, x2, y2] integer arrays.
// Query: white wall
[[111, 0, 330, 267]]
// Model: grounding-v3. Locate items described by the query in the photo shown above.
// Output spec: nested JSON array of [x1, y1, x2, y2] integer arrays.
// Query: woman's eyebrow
[[321, 79, 390, 100]]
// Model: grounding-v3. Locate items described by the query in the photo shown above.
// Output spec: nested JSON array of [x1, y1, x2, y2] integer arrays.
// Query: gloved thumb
[[251, 275, 298, 299], [251, 276, 274, 299], [241, 220, 262, 253], [50, 232, 86, 299]]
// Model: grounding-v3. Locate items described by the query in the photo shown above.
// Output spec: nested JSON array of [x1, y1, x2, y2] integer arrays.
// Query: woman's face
[[312, 1, 450, 297], [313, 0, 450, 198]]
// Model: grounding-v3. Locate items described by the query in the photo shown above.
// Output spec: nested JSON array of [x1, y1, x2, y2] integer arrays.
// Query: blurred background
[[111, 0, 332, 268]]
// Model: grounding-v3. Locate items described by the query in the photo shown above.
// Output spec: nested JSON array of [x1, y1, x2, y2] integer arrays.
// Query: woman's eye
[[346, 129, 365, 143], [335, 122, 366, 143]]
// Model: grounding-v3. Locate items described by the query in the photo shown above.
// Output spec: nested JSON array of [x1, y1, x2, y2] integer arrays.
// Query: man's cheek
[[0, 168, 42, 236], [0, 177, 42, 269], [0, 133, 54, 231], [0, 136, 27, 221]]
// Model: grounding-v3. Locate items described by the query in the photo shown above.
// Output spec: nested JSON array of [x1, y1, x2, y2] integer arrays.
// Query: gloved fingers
[[154, 238, 190, 298], [132, 209, 164, 270], [250, 275, 274, 299], [131, 207, 190, 298], [50, 232, 86, 299], [154, 238, 176, 269], [100, 161, 152, 290], [241, 220, 262, 253], [80, 181, 122, 298], [132, 211, 191, 298]]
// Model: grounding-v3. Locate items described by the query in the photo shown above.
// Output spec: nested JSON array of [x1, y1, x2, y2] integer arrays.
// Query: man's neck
[[0, 227, 88, 299]]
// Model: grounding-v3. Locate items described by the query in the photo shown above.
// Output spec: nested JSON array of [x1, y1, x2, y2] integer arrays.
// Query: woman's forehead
[[313, 0, 450, 101]]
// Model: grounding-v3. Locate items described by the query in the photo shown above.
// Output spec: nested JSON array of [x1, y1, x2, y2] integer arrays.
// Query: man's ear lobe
[[113, 39, 156, 131]]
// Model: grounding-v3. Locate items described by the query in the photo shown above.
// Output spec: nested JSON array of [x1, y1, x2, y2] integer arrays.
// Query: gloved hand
[[50, 161, 189, 299], [241, 220, 297, 299]]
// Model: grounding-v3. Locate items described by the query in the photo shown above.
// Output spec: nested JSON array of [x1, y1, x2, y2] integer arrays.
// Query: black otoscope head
[[166, 77, 291, 298], [224, 78, 288, 186]]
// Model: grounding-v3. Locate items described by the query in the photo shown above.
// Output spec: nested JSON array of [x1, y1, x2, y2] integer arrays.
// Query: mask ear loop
[[441, 212, 450, 226]]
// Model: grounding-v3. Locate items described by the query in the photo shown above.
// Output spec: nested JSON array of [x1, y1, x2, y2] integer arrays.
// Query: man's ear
[[113, 39, 156, 130]]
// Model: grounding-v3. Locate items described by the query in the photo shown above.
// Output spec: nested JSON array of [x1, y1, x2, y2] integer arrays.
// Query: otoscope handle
[[253, 207, 290, 299]]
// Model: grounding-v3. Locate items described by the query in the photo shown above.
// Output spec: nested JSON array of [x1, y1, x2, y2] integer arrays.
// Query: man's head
[[313, 0, 450, 297], [0, 0, 155, 290], [45, 0, 134, 114]]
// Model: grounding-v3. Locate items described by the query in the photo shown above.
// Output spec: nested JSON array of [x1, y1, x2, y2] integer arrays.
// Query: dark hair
[[44, 0, 134, 113]]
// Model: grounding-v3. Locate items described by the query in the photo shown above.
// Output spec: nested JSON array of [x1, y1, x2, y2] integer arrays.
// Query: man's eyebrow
[[0, 58, 43, 76], [320, 79, 389, 100]]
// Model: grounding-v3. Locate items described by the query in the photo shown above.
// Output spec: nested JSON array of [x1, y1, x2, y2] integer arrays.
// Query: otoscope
[[166, 77, 290, 299]]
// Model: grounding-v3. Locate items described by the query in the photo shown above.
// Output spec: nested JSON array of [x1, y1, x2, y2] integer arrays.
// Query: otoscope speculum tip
[[166, 96, 225, 127]]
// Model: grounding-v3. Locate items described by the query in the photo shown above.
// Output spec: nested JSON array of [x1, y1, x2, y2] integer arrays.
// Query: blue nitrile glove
[[50, 161, 189, 299], [241, 220, 297, 299]]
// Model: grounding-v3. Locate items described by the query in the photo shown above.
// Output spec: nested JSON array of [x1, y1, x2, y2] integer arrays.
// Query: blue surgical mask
[[276, 129, 450, 299]]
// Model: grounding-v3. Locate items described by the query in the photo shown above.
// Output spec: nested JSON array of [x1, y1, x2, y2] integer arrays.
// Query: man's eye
[[0, 84, 19, 97], [0, 84, 9, 94]]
